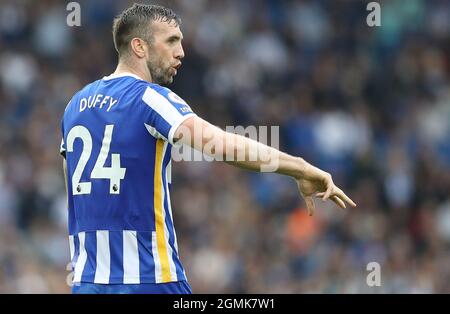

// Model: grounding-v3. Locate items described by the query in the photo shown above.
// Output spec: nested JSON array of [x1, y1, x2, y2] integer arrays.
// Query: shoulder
[[140, 83, 193, 112], [148, 84, 188, 104]]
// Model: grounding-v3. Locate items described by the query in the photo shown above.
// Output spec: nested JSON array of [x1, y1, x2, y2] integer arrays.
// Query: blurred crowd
[[0, 0, 449, 293]]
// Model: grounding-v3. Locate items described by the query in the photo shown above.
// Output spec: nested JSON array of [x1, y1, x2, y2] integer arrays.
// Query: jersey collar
[[103, 72, 145, 81]]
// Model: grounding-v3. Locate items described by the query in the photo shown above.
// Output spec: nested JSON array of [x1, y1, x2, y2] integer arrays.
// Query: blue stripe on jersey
[[137, 232, 156, 283], [109, 231, 124, 284], [68, 201, 77, 236], [81, 232, 97, 282]]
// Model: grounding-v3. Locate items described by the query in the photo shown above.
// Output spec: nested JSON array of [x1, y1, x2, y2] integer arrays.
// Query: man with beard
[[60, 3, 355, 294]]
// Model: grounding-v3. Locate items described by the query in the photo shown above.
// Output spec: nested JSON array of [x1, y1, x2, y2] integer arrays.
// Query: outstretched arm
[[174, 116, 356, 216]]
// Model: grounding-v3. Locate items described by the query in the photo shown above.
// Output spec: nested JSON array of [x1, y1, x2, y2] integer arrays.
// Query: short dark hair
[[112, 3, 181, 57]]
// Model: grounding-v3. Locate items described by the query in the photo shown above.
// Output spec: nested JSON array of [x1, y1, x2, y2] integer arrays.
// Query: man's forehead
[[151, 20, 183, 39]]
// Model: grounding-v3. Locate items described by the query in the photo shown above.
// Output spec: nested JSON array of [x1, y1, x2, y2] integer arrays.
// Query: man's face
[[145, 21, 184, 86]]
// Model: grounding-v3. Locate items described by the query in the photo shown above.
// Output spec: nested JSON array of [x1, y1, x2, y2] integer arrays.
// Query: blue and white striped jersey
[[60, 73, 196, 284]]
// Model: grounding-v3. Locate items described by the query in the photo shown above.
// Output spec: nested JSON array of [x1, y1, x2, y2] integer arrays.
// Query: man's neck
[[113, 61, 152, 83]]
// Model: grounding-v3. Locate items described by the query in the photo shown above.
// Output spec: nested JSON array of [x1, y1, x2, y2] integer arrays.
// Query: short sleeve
[[141, 85, 196, 145]]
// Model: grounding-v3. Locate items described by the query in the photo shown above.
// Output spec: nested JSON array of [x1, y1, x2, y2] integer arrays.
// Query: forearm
[[221, 131, 308, 178], [176, 116, 312, 179]]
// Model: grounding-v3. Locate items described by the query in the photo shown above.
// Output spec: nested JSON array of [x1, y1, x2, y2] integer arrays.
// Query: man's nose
[[175, 44, 185, 60]]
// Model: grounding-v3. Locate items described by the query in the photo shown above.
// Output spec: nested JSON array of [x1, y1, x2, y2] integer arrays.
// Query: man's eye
[[168, 37, 179, 44]]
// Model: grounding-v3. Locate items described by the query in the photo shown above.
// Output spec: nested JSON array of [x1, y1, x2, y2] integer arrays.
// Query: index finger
[[335, 188, 356, 207]]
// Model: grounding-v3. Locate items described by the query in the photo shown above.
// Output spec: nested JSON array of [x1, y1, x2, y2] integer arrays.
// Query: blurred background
[[0, 0, 449, 293]]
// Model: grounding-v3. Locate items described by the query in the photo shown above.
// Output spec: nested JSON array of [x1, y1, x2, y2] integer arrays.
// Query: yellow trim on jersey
[[154, 139, 172, 282]]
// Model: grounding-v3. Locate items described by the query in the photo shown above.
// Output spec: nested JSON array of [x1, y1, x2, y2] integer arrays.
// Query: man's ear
[[130, 38, 146, 59]]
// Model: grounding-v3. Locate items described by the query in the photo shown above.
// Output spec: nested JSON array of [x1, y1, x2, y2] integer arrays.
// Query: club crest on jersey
[[167, 92, 192, 113]]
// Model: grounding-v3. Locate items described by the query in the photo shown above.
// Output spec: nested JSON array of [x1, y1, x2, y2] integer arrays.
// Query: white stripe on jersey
[[151, 231, 162, 283], [73, 232, 87, 283], [145, 123, 168, 141], [165, 161, 179, 255], [123, 230, 140, 284], [94, 231, 110, 284], [142, 87, 184, 127], [152, 231, 162, 283], [166, 160, 172, 184], [69, 235, 75, 262]]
